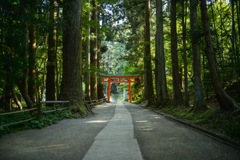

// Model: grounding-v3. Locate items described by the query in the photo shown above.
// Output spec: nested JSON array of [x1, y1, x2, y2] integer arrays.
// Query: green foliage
[[0, 0, 239, 139], [161, 107, 219, 124], [132, 96, 144, 104], [30, 110, 73, 128], [101, 41, 128, 74], [0, 110, 77, 136], [160, 107, 240, 141], [205, 1, 240, 85], [227, 121, 240, 139], [0, 112, 32, 127]]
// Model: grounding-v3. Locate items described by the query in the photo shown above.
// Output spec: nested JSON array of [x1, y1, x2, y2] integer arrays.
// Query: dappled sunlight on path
[[83, 102, 143, 160]]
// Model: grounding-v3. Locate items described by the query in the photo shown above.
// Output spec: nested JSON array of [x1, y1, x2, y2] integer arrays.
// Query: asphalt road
[[0, 103, 116, 160], [125, 103, 240, 160], [0, 101, 240, 160]]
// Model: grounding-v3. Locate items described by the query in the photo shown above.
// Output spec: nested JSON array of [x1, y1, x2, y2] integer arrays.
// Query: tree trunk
[[85, 0, 91, 101], [13, 90, 23, 111], [46, 0, 57, 102], [170, 0, 183, 106], [27, 0, 37, 103], [28, 24, 37, 103], [55, 2, 60, 99], [181, 0, 189, 107], [60, 0, 87, 113], [190, 0, 207, 113], [18, 0, 34, 109], [155, 0, 168, 107], [200, 0, 240, 110], [4, 84, 12, 111], [3, 44, 14, 111], [90, 0, 98, 100], [231, 0, 240, 73], [18, 80, 34, 109], [144, 0, 154, 104], [97, 9, 104, 99], [237, 1, 240, 63]]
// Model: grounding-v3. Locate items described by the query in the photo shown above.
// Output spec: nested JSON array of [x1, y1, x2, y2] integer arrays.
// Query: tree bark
[[27, 0, 37, 103], [200, 0, 239, 110], [231, 0, 240, 71], [155, 0, 168, 107], [13, 89, 23, 110], [170, 0, 183, 106], [4, 84, 12, 111], [90, 0, 98, 100], [46, 0, 57, 102], [28, 24, 37, 103], [18, 0, 34, 109], [60, 0, 87, 113], [190, 0, 207, 112], [55, 2, 61, 99], [181, 0, 189, 107], [97, 8, 104, 99], [85, 0, 91, 100], [144, 0, 154, 104]]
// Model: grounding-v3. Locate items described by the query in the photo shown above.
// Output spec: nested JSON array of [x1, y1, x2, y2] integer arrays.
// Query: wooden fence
[[0, 97, 107, 128], [0, 108, 37, 128]]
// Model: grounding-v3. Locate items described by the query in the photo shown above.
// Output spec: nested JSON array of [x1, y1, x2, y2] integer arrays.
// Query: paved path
[[0, 103, 116, 160], [126, 103, 240, 160], [1, 101, 240, 160], [83, 103, 142, 160]]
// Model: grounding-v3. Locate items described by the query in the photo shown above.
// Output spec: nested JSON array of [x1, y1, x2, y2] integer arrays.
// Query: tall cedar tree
[[190, 0, 207, 112], [28, 0, 37, 103], [60, 0, 87, 113], [90, 0, 98, 100], [17, 0, 34, 109], [155, 0, 168, 106], [200, 0, 240, 110], [2, 3, 15, 111], [85, 0, 91, 100], [144, 0, 154, 103], [97, 37, 104, 98], [46, 0, 57, 102], [97, 3, 104, 99], [170, 0, 183, 106], [181, 0, 189, 107], [28, 25, 36, 102]]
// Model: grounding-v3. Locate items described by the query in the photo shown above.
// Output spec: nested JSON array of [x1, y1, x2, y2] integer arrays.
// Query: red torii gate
[[100, 74, 139, 103]]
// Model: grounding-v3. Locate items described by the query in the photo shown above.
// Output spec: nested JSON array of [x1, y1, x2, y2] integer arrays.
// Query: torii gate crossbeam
[[100, 74, 139, 103]]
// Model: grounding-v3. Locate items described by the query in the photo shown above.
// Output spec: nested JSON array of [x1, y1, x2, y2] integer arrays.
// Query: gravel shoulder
[[0, 103, 116, 160]]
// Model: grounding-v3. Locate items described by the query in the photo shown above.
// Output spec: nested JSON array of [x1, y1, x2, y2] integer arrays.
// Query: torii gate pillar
[[107, 78, 111, 102], [128, 78, 132, 103]]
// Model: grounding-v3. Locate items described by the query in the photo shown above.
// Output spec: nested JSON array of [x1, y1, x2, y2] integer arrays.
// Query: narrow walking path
[[83, 102, 143, 160]]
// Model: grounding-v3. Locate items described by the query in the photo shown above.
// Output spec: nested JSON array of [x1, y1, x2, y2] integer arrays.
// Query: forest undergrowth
[[154, 80, 240, 144], [0, 110, 83, 136], [159, 105, 240, 142]]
